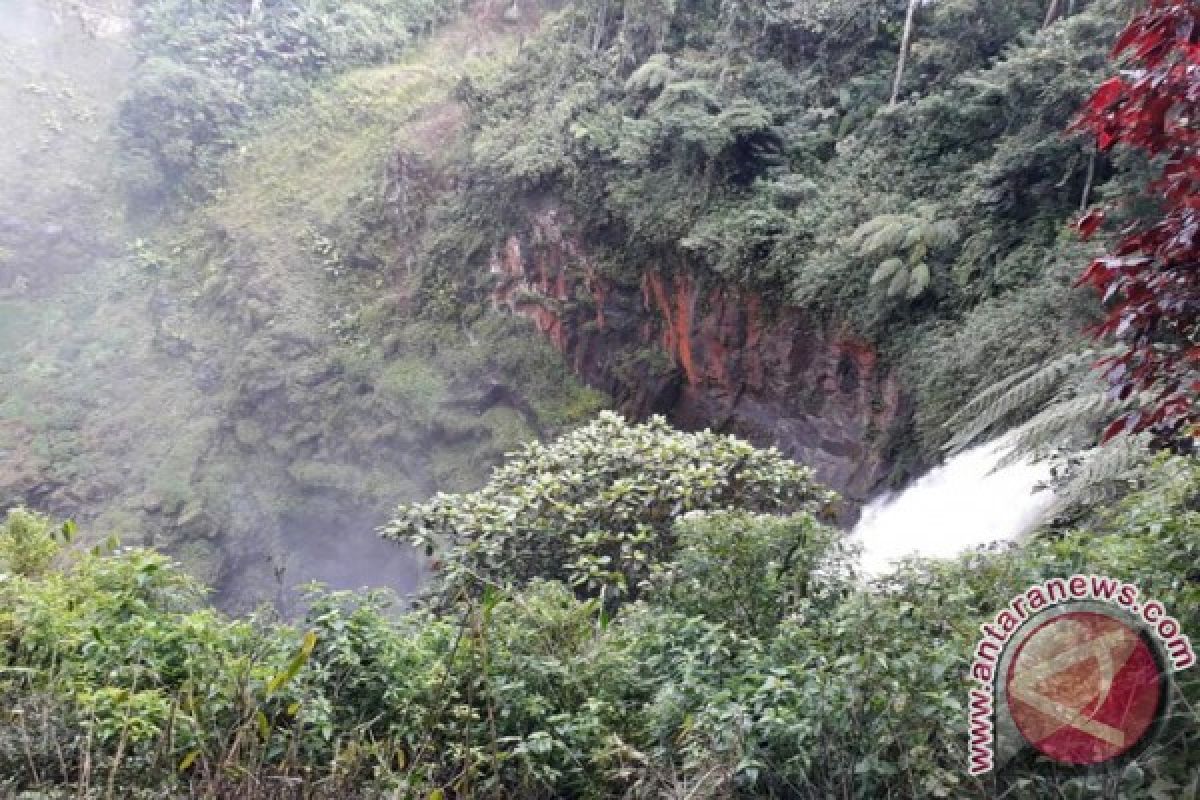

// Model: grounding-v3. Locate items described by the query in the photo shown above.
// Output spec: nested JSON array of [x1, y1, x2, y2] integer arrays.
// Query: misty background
[[0, 0, 597, 613]]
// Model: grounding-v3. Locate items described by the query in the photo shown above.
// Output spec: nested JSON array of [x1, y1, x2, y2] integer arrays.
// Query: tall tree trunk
[[592, 0, 609, 51], [1043, 0, 1062, 27], [890, 0, 919, 107], [1080, 151, 1097, 212]]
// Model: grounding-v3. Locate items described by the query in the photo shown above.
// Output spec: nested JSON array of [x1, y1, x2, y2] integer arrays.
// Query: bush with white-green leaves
[[384, 412, 833, 606]]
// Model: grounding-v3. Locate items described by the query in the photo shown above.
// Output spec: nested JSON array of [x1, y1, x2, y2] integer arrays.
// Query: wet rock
[[486, 201, 907, 504]]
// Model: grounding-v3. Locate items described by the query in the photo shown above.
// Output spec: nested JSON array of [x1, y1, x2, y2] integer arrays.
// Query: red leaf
[[1077, 209, 1106, 239], [1075, 0, 1200, 444], [1112, 21, 1147, 56], [1102, 416, 1129, 441], [1090, 77, 1127, 109]]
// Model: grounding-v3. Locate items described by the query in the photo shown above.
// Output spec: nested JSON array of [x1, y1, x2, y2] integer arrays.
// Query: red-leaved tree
[[1074, 0, 1200, 443]]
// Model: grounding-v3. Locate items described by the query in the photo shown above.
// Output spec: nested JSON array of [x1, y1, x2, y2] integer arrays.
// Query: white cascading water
[[853, 437, 1055, 575]]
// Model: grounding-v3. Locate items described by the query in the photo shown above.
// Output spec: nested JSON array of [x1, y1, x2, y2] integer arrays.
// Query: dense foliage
[[416, 0, 1131, 462], [3, 445, 1197, 799], [119, 0, 460, 205], [5, 1, 1198, 798], [384, 412, 832, 606], [1074, 0, 1200, 444], [931, 0, 1200, 513]]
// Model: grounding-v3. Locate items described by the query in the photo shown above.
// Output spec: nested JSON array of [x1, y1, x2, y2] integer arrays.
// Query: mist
[[0, 0, 437, 613]]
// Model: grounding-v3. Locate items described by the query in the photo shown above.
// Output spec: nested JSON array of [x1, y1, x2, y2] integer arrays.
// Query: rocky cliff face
[[491, 202, 906, 508]]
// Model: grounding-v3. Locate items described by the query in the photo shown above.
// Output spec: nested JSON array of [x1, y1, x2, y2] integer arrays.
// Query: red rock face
[[490, 204, 905, 505]]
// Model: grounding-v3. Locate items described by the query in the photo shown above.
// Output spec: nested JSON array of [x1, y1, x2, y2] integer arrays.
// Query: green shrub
[[0, 454, 1196, 797], [384, 412, 832, 606], [118, 57, 244, 205], [0, 507, 65, 577], [652, 510, 849, 639]]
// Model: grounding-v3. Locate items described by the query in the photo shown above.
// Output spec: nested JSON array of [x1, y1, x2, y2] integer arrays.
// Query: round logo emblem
[[1003, 609, 1166, 766]]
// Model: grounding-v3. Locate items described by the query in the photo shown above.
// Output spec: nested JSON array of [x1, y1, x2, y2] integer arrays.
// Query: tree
[[890, 0, 920, 105], [383, 412, 831, 606], [850, 204, 960, 301], [1042, 0, 1061, 28], [1073, 0, 1200, 444]]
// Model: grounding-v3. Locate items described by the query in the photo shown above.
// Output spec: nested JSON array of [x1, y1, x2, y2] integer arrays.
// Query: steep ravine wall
[[490, 202, 907, 508]]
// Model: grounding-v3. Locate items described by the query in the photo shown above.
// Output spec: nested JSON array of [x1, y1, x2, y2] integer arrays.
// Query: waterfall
[[853, 437, 1055, 575]]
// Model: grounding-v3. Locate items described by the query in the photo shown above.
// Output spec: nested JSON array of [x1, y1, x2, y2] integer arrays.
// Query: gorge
[[0, 0, 1196, 797]]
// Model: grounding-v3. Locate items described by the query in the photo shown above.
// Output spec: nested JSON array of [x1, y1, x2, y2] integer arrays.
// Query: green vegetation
[[3, 431, 1197, 798], [418, 0, 1128, 464], [0, 507, 70, 578], [119, 0, 462, 205], [3, 1, 1198, 796], [386, 413, 832, 605]]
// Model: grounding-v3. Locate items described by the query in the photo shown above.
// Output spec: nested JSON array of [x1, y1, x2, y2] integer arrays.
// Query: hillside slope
[[0, 1, 602, 610]]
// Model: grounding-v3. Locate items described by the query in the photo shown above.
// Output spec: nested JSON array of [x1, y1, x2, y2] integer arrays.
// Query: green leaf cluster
[[420, 0, 1131, 470], [383, 411, 832, 606], [0, 507, 70, 578], [852, 206, 960, 301]]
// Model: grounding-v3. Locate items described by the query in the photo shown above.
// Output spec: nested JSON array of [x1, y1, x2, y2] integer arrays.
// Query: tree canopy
[[384, 411, 832, 605], [1074, 0, 1200, 444]]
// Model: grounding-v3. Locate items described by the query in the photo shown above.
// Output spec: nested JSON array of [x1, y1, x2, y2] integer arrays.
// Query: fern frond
[[944, 349, 1104, 453], [995, 389, 1123, 468], [655, 79, 720, 112], [848, 215, 891, 242], [887, 265, 909, 297], [870, 257, 904, 286], [717, 100, 773, 135], [860, 218, 909, 257], [626, 54, 673, 95], [906, 261, 931, 298], [943, 361, 1045, 432], [1043, 433, 1153, 520], [927, 219, 961, 248]]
